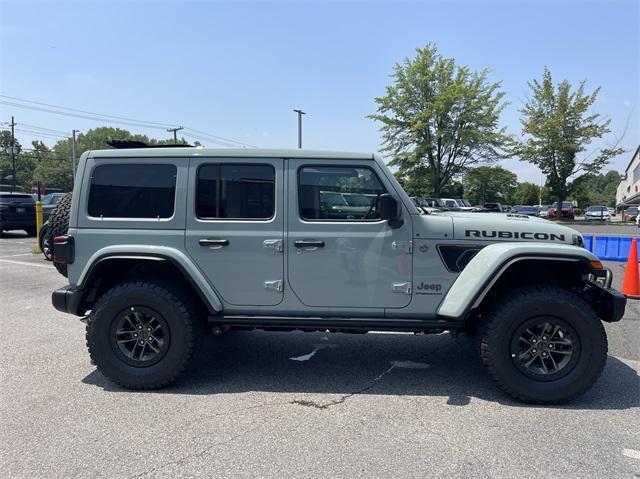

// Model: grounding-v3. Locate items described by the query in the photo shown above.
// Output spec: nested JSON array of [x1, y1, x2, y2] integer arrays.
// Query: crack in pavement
[[291, 364, 396, 410], [290, 342, 451, 410]]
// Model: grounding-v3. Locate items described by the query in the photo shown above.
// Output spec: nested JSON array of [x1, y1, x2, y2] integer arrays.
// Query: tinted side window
[[298, 166, 387, 221], [197, 164, 275, 219], [88, 164, 177, 218]]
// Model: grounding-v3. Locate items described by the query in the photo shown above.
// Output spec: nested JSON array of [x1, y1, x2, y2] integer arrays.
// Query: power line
[[0, 95, 256, 148], [182, 127, 256, 148], [1, 127, 69, 139], [14, 122, 70, 136], [181, 132, 252, 149], [0, 100, 171, 130], [0, 94, 177, 128]]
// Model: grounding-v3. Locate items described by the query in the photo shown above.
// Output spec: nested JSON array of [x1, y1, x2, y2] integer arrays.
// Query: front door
[[185, 158, 284, 306], [287, 159, 413, 309]]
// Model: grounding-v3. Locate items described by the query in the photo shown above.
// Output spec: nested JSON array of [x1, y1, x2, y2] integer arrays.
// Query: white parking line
[[623, 449, 640, 460], [0, 258, 55, 270]]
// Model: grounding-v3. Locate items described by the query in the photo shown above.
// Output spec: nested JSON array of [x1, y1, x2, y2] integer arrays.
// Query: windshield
[[587, 206, 606, 212]]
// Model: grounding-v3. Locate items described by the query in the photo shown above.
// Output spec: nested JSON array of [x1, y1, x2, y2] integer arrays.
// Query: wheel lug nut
[[139, 341, 144, 345], [542, 336, 547, 340], [549, 344, 553, 348], [532, 349, 537, 354], [532, 339, 537, 343], [138, 325, 142, 329], [147, 328, 152, 332], [134, 333, 138, 337], [542, 352, 547, 357]]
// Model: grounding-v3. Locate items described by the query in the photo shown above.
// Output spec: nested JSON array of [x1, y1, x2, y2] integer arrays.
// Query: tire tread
[[86, 280, 200, 390], [478, 285, 608, 404]]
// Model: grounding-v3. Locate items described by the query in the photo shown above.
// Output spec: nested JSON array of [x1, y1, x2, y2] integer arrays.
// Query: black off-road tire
[[86, 281, 202, 390], [46, 192, 72, 276], [478, 285, 608, 404]]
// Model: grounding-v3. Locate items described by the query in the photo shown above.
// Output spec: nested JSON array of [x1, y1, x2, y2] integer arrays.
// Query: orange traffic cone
[[621, 237, 640, 299]]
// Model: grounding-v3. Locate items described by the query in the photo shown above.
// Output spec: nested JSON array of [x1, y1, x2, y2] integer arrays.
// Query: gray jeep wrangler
[[51, 147, 626, 403]]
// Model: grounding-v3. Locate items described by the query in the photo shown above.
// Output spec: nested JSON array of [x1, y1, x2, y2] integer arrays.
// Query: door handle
[[199, 238, 229, 248], [294, 240, 325, 248]]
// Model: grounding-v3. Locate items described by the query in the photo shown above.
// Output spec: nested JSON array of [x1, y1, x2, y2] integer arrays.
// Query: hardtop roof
[[87, 147, 375, 160]]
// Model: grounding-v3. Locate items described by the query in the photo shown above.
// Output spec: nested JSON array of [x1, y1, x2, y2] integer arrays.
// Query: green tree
[[464, 166, 517, 205], [507, 181, 550, 205], [514, 68, 624, 212], [569, 170, 620, 208], [370, 44, 510, 197]]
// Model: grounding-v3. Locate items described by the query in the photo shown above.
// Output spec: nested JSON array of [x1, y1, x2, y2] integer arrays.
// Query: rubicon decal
[[465, 230, 566, 241]]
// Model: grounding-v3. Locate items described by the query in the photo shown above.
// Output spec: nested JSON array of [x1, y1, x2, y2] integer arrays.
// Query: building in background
[[616, 145, 640, 208]]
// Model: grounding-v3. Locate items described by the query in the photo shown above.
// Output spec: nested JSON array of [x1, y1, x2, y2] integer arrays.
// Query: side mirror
[[378, 194, 403, 227]]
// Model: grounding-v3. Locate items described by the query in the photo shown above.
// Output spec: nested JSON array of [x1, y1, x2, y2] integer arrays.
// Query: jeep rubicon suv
[[51, 148, 626, 403]]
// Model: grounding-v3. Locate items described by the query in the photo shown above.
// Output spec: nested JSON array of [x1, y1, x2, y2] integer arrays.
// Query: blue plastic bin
[[593, 236, 636, 262]]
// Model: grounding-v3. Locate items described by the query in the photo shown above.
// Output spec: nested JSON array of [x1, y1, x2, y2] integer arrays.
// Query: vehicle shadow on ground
[[83, 331, 639, 410]]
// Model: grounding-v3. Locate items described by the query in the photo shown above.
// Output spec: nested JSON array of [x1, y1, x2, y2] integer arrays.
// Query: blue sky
[[1, 0, 638, 182]]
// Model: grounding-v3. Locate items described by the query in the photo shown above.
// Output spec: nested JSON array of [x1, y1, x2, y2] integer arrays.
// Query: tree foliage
[[370, 43, 510, 196], [514, 67, 624, 210], [506, 181, 551, 206], [463, 166, 517, 205], [569, 170, 620, 207]]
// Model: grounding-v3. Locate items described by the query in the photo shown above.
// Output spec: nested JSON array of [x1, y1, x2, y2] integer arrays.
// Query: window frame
[[86, 162, 178, 220], [296, 164, 389, 223], [195, 162, 276, 222]]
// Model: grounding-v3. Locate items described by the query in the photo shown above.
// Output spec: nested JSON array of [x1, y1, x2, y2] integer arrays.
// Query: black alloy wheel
[[110, 306, 171, 367], [510, 318, 580, 381]]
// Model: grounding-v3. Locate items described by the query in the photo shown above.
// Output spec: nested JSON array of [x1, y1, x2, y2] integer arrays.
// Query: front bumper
[[52, 285, 85, 316], [584, 274, 626, 323]]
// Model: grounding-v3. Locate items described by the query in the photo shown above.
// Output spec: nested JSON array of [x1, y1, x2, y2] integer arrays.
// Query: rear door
[[185, 158, 285, 306]]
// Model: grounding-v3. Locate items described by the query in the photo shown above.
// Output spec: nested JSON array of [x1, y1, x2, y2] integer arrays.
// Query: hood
[[439, 211, 580, 245]]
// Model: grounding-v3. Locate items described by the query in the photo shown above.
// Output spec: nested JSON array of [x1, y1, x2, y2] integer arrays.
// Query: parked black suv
[[0, 192, 36, 235]]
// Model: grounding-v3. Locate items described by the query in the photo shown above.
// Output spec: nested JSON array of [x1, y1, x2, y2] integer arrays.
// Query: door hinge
[[392, 282, 412, 295], [263, 239, 284, 252], [264, 279, 284, 292], [391, 240, 413, 254]]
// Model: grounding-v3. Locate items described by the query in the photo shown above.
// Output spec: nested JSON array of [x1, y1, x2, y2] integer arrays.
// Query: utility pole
[[293, 109, 305, 148], [10, 116, 16, 192], [166, 126, 183, 143], [71, 130, 78, 183]]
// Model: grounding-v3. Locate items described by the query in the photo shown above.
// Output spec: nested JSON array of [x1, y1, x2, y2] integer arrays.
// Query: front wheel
[[86, 281, 202, 389], [479, 286, 607, 404]]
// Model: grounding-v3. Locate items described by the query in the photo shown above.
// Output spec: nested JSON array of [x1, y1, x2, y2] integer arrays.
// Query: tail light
[[53, 235, 74, 264]]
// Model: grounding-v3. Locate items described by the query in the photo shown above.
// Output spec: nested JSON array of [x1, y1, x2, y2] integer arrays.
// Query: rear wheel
[[479, 286, 607, 404], [86, 281, 202, 389]]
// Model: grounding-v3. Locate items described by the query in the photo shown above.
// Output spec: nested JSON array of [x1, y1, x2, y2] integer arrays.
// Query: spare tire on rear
[[47, 192, 73, 277]]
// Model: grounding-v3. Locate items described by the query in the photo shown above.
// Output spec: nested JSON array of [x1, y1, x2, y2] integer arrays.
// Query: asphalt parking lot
[[0, 230, 638, 478]]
